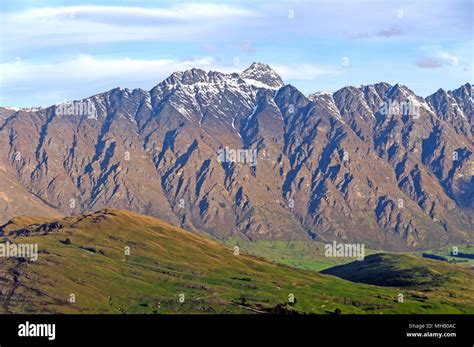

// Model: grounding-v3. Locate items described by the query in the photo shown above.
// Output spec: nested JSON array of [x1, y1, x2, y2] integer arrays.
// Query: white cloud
[[272, 64, 339, 80], [435, 50, 459, 64], [0, 56, 229, 106], [0, 55, 338, 106], [1, 54, 335, 87], [1, 55, 219, 85], [1, 4, 259, 50], [2, 2, 470, 54], [16, 4, 257, 21], [418, 45, 468, 66]]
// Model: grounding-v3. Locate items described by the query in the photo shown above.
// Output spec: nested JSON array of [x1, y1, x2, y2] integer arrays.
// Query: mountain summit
[[240, 62, 284, 89]]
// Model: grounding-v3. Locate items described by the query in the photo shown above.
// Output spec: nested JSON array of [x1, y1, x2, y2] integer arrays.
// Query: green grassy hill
[[321, 253, 474, 312], [0, 209, 473, 314]]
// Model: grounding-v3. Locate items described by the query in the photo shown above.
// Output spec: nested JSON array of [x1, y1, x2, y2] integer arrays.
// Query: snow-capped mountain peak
[[240, 62, 284, 89]]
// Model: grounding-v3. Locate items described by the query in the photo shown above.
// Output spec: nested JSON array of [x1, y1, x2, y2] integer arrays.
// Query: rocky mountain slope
[[0, 63, 472, 250]]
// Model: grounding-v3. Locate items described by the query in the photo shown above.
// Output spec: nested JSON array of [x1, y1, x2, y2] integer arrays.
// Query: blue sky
[[0, 0, 472, 107]]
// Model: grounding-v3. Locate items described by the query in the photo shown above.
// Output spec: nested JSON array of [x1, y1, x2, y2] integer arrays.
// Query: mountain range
[[1, 62, 472, 251]]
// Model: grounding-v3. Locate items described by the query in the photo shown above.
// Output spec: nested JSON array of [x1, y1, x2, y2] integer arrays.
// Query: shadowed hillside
[[321, 253, 474, 289]]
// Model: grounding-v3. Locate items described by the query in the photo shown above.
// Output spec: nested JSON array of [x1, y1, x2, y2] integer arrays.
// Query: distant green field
[[414, 244, 474, 268], [223, 238, 474, 272], [224, 238, 377, 271]]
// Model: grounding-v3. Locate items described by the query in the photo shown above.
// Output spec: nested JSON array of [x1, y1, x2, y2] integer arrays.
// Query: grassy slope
[[0, 209, 473, 314], [321, 253, 474, 313]]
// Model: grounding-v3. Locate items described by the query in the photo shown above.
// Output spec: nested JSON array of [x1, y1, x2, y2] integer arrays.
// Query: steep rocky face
[[426, 86, 472, 139], [0, 64, 472, 250]]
